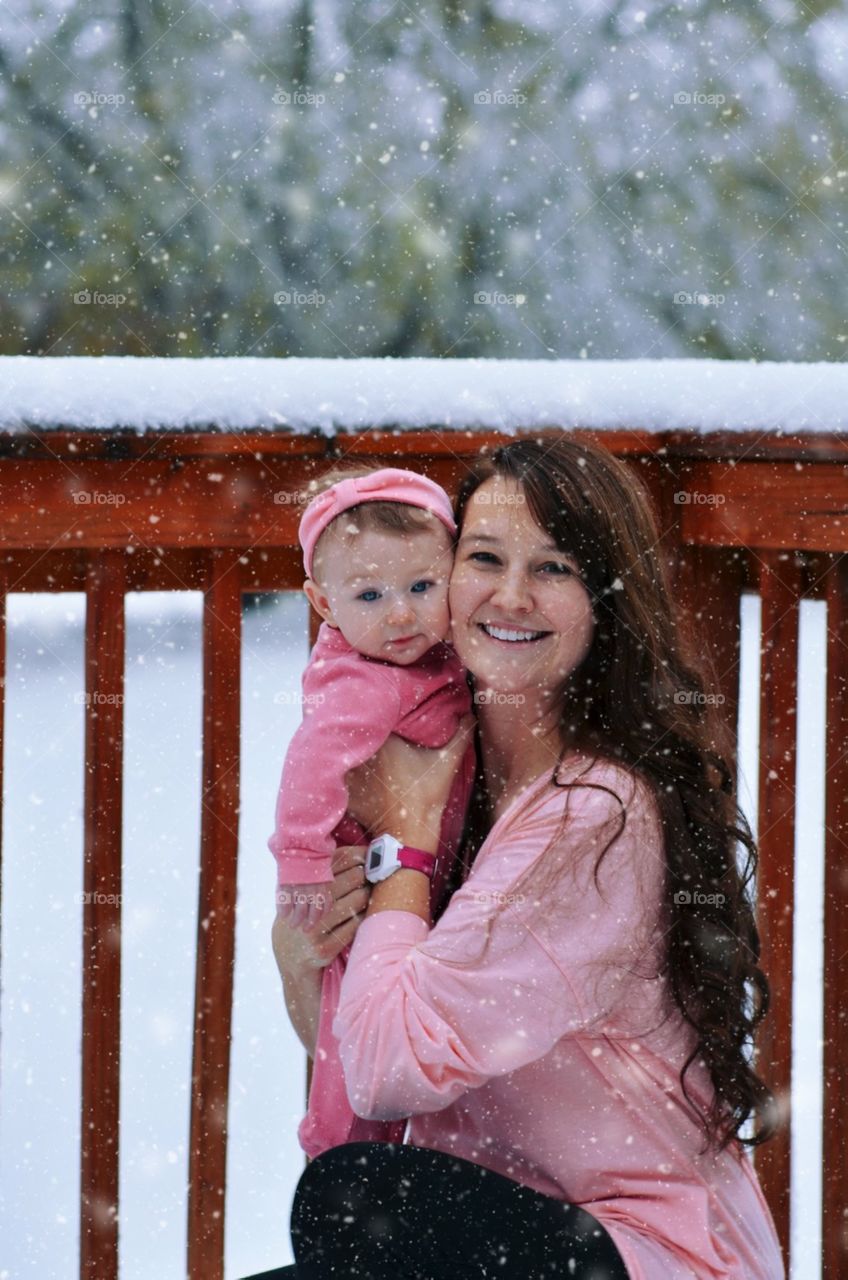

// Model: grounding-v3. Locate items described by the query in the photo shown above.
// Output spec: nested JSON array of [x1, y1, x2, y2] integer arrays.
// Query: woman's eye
[[539, 562, 573, 575], [410, 580, 434, 593], [357, 590, 381, 602], [468, 551, 499, 564]]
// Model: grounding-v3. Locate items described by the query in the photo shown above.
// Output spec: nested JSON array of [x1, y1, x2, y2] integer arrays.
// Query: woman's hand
[[276, 879, 336, 931], [345, 713, 475, 850], [271, 844, 370, 976]]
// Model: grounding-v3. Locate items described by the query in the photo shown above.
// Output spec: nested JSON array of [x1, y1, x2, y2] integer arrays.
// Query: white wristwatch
[[365, 833, 437, 884]]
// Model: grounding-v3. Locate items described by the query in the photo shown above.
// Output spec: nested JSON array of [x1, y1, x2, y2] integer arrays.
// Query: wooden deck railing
[[0, 423, 846, 1278]]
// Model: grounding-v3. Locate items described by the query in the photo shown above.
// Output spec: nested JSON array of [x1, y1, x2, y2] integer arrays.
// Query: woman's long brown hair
[[439, 436, 778, 1157]]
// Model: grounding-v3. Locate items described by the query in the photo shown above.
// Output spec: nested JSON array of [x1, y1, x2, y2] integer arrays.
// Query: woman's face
[[448, 475, 596, 706]]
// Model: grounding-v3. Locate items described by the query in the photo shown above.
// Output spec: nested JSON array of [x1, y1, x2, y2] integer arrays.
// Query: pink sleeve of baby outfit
[[332, 776, 662, 1121], [267, 649, 403, 885], [393, 642, 471, 747]]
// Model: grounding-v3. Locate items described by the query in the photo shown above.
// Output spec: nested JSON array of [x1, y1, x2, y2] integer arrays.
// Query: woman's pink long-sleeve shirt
[[268, 621, 471, 886], [333, 753, 785, 1280]]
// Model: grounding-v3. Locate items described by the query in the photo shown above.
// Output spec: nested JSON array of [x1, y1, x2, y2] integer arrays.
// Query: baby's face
[[315, 525, 453, 665]]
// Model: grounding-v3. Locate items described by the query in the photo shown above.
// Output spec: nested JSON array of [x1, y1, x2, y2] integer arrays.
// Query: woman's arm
[[333, 774, 663, 1121], [272, 715, 473, 1052], [271, 845, 372, 1056], [345, 715, 475, 927], [272, 918, 324, 1057]]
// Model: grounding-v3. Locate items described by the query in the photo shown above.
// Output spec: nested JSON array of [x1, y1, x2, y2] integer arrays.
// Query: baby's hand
[[276, 880, 335, 931]]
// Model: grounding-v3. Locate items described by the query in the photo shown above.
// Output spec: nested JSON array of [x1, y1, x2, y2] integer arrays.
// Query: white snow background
[[0, 587, 826, 1279]]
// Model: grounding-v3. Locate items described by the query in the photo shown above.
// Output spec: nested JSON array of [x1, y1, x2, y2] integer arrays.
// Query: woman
[[260, 438, 784, 1280]]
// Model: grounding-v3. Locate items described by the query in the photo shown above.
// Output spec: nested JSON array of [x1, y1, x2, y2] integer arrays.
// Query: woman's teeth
[[480, 623, 548, 643]]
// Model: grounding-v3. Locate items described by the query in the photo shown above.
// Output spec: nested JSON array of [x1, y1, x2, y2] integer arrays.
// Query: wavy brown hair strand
[[447, 437, 778, 1158]]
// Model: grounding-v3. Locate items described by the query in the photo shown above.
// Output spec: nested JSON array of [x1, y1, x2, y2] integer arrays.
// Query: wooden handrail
[[1, 423, 846, 1278]]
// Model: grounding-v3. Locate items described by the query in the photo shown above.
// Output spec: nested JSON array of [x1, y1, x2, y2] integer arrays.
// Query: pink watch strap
[[397, 846, 437, 878]]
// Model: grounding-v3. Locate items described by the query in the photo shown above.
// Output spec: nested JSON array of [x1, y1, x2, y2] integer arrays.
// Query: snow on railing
[[2, 355, 848, 434]]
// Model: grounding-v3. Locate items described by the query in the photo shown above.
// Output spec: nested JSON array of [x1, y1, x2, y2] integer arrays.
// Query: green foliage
[[0, 0, 846, 359]]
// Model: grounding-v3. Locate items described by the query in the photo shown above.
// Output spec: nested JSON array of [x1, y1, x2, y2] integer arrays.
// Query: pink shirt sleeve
[[268, 657, 402, 883], [332, 777, 664, 1121]]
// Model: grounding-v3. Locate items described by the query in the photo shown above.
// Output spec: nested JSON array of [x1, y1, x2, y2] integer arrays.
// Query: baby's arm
[[270, 659, 403, 928]]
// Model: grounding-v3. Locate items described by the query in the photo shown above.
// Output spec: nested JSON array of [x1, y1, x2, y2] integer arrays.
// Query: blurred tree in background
[[1, 0, 846, 360]]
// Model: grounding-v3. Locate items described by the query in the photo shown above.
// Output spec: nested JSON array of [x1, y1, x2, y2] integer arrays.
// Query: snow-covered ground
[[0, 591, 309, 1278], [0, 590, 826, 1278], [1, 355, 848, 435]]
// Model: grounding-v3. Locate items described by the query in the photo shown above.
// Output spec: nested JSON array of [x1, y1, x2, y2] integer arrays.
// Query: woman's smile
[[477, 622, 552, 644]]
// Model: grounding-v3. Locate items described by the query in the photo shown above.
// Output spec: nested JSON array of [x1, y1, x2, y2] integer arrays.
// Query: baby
[[269, 464, 472, 931]]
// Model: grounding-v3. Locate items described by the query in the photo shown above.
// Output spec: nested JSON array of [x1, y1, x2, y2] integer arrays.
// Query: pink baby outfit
[[333, 753, 785, 1280], [267, 619, 474, 1155], [268, 621, 471, 884]]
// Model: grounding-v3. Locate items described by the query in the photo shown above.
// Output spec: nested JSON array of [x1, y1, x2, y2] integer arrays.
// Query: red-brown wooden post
[[822, 554, 848, 1278], [671, 544, 745, 773], [752, 549, 802, 1274], [80, 550, 127, 1280], [0, 560, 5, 1083], [187, 551, 242, 1279]]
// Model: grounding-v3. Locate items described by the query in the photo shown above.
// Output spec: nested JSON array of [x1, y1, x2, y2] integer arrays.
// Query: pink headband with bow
[[298, 467, 457, 579]]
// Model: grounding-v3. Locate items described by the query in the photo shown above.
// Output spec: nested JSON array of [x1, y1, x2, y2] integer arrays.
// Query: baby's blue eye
[[410, 580, 434, 593], [357, 590, 381, 602]]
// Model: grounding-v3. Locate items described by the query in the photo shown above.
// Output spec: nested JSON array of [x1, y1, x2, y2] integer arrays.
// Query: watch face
[[367, 838, 387, 874]]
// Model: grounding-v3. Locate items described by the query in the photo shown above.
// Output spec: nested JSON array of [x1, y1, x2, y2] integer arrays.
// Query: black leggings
[[245, 1141, 631, 1279]]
